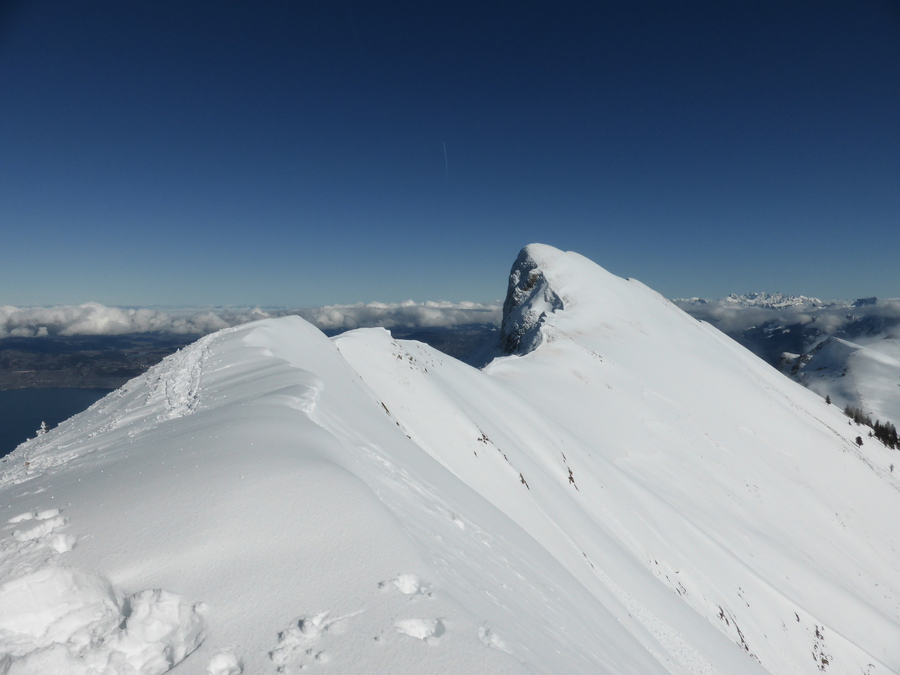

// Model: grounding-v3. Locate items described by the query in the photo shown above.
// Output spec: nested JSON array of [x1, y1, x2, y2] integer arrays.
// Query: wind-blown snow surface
[[2, 245, 899, 674]]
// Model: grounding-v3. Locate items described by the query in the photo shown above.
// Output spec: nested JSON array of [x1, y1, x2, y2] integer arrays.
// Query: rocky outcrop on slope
[[500, 246, 564, 355]]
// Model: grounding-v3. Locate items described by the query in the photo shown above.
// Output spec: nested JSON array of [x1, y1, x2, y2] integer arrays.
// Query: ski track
[[0, 331, 221, 489]]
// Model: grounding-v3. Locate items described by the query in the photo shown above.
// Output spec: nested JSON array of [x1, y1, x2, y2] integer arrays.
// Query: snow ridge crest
[[500, 245, 564, 355]]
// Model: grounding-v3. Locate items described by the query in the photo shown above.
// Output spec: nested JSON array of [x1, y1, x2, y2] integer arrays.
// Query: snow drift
[[1, 244, 898, 675]]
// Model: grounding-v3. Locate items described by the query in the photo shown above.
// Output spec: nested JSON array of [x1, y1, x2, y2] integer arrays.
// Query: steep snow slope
[[338, 246, 900, 674], [484, 247, 900, 674], [674, 294, 900, 426], [2, 244, 899, 675], [789, 336, 900, 427]]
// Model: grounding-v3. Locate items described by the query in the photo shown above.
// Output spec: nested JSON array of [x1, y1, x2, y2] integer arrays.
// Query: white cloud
[[0, 301, 501, 339], [674, 297, 900, 336], [0, 303, 271, 338], [296, 300, 500, 331]]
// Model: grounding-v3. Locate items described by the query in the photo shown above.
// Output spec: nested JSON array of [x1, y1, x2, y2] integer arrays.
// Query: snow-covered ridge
[[2, 244, 899, 675]]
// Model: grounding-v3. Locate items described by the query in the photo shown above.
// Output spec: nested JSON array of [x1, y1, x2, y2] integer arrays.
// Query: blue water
[[0, 388, 111, 457]]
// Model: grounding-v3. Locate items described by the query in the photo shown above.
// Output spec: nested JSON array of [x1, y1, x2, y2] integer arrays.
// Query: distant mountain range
[[677, 291, 882, 310], [680, 292, 836, 309]]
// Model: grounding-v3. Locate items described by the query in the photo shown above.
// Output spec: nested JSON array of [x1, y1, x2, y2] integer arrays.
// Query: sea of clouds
[[7, 297, 900, 342], [674, 297, 900, 337], [0, 301, 502, 339]]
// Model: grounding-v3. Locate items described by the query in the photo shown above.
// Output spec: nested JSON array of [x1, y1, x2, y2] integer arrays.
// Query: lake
[[0, 388, 112, 457]]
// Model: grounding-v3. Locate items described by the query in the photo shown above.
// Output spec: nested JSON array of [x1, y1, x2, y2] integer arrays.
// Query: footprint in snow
[[479, 626, 513, 654], [378, 573, 433, 598], [13, 514, 68, 541], [2, 507, 76, 570], [395, 617, 446, 644], [269, 610, 362, 672], [377, 574, 446, 645], [8, 507, 60, 523], [207, 650, 243, 675]]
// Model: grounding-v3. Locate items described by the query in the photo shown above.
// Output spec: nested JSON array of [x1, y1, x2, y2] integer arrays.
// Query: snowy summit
[[1, 244, 898, 674]]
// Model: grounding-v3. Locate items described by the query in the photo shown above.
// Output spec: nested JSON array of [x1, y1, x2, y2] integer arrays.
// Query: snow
[[1, 244, 899, 674], [0, 565, 206, 675], [792, 335, 900, 426], [720, 293, 832, 309]]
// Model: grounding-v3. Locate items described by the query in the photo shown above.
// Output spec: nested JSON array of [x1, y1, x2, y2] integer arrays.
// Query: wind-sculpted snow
[[1, 244, 899, 674], [0, 508, 206, 675]]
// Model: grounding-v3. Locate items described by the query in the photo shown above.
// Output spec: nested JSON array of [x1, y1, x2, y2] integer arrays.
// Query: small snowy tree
[[36, 421, 48, 437]]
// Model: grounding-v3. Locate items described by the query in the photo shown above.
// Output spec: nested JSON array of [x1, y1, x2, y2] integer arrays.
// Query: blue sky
[[2, 1, 898, 306]]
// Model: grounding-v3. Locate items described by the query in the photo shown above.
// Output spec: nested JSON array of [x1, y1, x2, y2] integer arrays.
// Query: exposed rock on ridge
[[500, 245, 564, 355]]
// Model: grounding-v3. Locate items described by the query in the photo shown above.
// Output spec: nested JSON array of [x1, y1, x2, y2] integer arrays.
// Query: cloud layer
[[0, 301, 501, 339], [7, 296, 900, 342], [674, 297, 900, 338], [299, 300, 500, 331]]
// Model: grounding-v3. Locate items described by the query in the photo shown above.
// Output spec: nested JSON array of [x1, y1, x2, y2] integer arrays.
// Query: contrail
[[442, 142, 449, 177]]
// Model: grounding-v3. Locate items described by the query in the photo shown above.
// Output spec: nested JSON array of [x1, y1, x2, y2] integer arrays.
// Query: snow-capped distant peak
[[723, 292, 829, 309], [675, 293, 876, 310]]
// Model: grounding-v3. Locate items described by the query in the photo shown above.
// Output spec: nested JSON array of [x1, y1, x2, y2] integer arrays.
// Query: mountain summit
[[2, 245, 898, 675], [500, 245, 565, 354]]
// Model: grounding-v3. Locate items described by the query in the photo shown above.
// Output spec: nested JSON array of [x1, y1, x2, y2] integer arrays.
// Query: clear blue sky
[[2, 1, 898, 306]]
